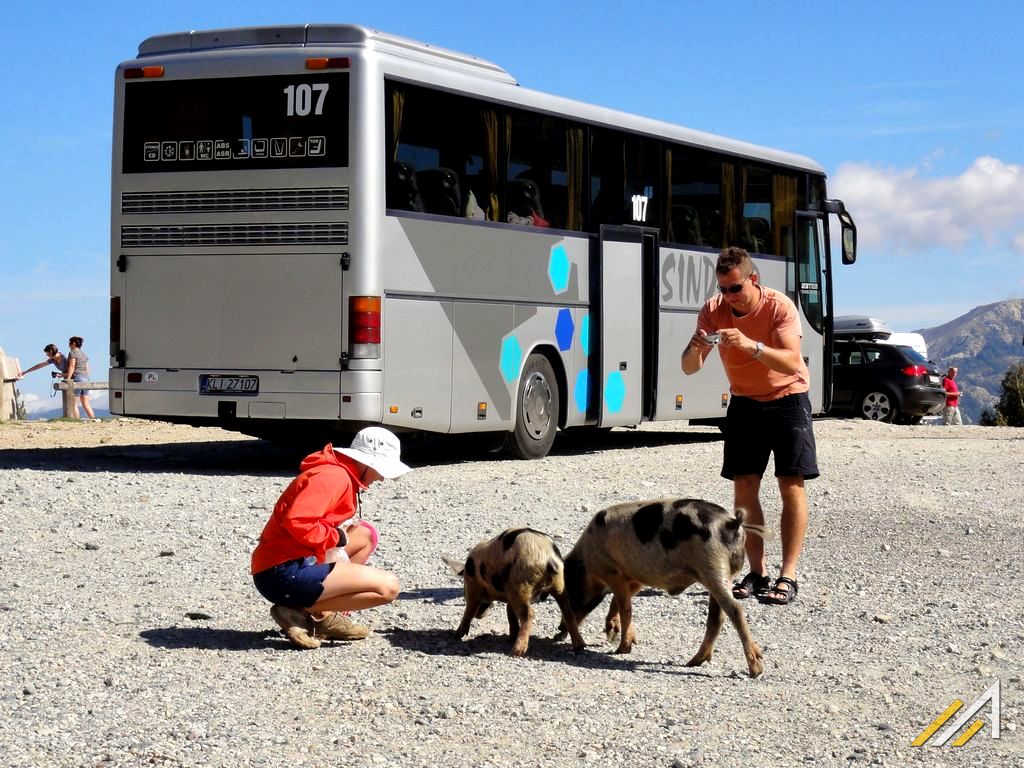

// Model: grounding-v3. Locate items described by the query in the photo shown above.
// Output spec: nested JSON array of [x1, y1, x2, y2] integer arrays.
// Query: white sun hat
[[334, 427, 411, 479]]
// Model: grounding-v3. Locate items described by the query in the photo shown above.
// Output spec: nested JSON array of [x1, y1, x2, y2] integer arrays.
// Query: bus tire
[[505, 353, 560, 459]]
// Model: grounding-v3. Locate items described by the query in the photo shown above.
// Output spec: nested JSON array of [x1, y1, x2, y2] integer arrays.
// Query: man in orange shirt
[[252, 427, 410, 648], [681, 247, 817, 606]]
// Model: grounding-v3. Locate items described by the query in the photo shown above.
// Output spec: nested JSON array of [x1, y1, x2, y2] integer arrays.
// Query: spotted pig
[[558, 498, 766, 677], [444, 528, 585, 657]]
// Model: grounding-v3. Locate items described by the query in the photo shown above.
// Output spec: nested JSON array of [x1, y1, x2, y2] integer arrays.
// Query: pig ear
[[441, 556, 465, 577]]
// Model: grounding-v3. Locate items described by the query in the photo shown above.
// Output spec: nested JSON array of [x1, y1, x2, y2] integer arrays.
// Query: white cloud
[[1013, 231, 1024, 255], [832, 156, 1024, 254]]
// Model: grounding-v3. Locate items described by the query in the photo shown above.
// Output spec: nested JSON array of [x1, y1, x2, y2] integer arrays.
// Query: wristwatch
[[752, 341, 765, 359]]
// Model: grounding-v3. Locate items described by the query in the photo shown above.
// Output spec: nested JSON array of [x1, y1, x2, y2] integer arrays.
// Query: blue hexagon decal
[[555, 308, 574, 351], [605, 371, 626, 414], [580, 314, 590, 357], [574, 370, 589, 412], [548, 242, 570, 294], [499, 335, 523, 383]]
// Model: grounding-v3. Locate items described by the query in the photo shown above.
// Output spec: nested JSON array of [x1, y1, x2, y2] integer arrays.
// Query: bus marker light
[[477, 402, 488, 420], [721, 393, 729, 408], [675, 395, 683, 411], [389, 405, 399, 414], [306, 57, 350, 70], [124, 66, 165, 79], [127, 372, 143, 383]]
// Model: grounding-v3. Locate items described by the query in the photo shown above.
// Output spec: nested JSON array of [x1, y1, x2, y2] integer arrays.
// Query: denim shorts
[[73, 373, 89, 394], [253, 557, 334, 609]]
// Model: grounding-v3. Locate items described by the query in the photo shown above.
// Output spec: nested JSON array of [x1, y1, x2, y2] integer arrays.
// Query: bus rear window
[[122, 73, 348, 173]]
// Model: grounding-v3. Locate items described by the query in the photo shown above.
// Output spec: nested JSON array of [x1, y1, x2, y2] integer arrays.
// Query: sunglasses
[[717, 276, 750, 294]]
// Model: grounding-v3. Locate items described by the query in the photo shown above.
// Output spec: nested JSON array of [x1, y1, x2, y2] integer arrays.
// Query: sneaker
[[270, 604, 321, 650], [311, 611, 370, 641]]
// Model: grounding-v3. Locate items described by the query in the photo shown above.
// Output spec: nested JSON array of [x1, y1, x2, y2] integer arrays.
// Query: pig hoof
[[685, 652, 711, 667], [553, 630, 568, 642], [613, 643, 633, 655], [747, 652, 765, 678], [509, 644, 528, 657]]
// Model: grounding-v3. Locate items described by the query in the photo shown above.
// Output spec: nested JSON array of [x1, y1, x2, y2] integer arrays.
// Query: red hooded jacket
[[250, 444, 367, 574]]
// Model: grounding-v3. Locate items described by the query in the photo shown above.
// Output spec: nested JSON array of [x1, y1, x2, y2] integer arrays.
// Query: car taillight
[[901, 365, 928, 376], [349, 296, 381, 359]]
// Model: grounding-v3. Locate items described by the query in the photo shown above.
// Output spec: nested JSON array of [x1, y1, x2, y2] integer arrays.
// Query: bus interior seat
[[702, 211, 724, 248], [744, 216, 771, 253], [507, 177, 550, 227], [387, 161, 424, 212], [672, 204, 702, 246], [508, 178, 545, 217], [416, 167, 463, 217]]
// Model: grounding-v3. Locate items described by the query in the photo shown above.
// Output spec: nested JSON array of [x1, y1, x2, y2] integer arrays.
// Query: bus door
[[795, 213, 827, 412], [596, 226, 648, 427]]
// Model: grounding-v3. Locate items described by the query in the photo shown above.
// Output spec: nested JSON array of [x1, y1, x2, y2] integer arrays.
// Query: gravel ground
[[0, 417, 1021, 767]]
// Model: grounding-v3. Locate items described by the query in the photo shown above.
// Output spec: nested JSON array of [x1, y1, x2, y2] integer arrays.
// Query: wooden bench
[[53, 380, 110, 419]]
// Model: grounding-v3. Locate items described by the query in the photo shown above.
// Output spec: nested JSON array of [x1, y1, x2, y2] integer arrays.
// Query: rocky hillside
[[917, 298, 1024, 423]]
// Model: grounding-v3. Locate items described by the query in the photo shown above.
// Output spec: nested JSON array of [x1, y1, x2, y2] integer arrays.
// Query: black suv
[[830, 340, 945, 424]]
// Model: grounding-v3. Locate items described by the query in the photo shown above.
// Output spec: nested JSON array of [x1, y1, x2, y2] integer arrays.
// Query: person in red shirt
[[942, 367, 963, 426], [252, 427, 410, 649], [681, 247, 818, 606]]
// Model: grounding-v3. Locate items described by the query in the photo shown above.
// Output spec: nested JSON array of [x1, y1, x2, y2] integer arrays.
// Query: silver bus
[[110, 24, 856, 458]]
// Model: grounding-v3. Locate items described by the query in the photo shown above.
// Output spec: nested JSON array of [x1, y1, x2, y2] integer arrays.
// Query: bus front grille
[[120, 222, 349, 247], [121, 188, 349, 214]]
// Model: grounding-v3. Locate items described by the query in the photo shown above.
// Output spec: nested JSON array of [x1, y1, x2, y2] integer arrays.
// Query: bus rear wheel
[[505, 354, 559, 459]]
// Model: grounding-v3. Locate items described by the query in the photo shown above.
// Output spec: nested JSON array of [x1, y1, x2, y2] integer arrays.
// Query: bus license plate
[[199, 374, 259, 396]]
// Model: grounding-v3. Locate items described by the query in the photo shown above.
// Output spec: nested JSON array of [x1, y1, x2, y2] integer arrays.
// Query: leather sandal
[[758, 576, 798, 605], [732, 571, 770, 600]]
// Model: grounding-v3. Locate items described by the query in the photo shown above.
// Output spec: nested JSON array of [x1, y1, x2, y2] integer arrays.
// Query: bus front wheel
[[505, 354, 560, 459]]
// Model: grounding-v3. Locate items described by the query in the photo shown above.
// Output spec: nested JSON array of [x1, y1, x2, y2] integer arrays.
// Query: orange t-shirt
[[697, 285, 809, 402]]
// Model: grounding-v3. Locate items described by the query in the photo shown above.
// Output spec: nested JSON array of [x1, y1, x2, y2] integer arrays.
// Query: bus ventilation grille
[[120, 222, 349, 247], [121, 188, 349, 214]]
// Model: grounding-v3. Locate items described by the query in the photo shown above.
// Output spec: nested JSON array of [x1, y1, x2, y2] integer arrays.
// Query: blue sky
[[3, 1, 1022, 412]]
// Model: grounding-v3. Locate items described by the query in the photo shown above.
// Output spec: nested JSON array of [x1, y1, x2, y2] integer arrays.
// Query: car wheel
[[859, 389, 897, 423], [505, 354, 560, 459]]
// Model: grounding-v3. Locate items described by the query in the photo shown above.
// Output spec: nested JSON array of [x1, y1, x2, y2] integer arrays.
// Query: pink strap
[[357, 520, 379, 558]]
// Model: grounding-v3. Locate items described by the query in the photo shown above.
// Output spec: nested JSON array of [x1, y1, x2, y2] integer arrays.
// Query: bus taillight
[[349, 296, 381, 359]]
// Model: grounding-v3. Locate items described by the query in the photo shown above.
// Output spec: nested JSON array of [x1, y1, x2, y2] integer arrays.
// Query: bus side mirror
[[824, 199, 857, 265]]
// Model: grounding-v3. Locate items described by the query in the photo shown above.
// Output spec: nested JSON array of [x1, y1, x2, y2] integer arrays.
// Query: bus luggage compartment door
[[597, 227, 643, 427], [123, 253, 343, 371]]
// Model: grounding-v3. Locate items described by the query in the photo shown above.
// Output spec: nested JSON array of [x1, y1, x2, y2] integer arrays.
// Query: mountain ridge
[[914, 298, 1023, 423]]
